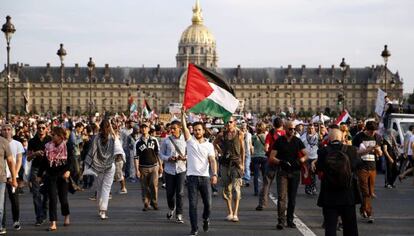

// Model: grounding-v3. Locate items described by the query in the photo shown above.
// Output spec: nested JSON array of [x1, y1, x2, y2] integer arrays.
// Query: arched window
[[201, 47, 204, 54]]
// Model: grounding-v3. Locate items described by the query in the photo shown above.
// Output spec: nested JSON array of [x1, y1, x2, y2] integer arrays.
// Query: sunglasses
[[288, 128, 295, 131], [38, 127, 46, 130]]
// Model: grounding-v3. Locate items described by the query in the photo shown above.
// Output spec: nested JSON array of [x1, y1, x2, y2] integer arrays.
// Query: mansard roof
[[4, 63, 401, 85]]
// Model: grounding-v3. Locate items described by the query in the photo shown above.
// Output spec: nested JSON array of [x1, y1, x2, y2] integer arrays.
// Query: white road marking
[[269, 193, 317, 236]]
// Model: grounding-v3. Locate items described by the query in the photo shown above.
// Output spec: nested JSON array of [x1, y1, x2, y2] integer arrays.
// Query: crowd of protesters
[[0, 110, 413, 236]]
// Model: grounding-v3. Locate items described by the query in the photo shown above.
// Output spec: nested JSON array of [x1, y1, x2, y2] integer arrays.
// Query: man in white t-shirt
[[182, 108, 217, 236], [1, 124, 24, 231]]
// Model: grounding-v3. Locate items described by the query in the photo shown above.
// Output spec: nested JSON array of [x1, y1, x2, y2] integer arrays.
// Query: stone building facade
[[0, 0, 404, 116]]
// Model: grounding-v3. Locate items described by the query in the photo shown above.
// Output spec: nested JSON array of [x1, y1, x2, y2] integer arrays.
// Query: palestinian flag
[[183, 64, 239, 121], [335, 110, 351, 125]]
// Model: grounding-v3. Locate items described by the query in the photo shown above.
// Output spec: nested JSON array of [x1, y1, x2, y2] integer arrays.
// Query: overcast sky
[[1, 0, 413, 92]]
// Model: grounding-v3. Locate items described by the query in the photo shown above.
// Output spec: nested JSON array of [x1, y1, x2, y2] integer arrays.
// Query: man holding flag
[[183, 63, 243, 222]]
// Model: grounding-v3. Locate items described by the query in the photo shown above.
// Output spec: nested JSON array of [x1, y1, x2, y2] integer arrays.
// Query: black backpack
[[324, 145, 352, 190]]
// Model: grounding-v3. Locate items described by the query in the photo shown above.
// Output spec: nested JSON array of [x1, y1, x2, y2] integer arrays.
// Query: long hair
[[99, 119, 111, 144]]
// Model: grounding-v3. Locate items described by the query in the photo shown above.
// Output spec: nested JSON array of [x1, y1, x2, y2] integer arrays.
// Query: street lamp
[[56, 43, 67, 117], [339, 57, 347, 111], [87, 57, 95, 121], [381, 45, 391, 93], [2, 15, 16, 121]]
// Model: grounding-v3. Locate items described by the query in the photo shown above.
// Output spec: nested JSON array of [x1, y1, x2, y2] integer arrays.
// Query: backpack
[[324, 145, 352, 190]]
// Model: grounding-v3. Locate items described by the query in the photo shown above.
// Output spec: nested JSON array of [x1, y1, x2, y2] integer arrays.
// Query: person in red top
[[256, 117, 285, 210]]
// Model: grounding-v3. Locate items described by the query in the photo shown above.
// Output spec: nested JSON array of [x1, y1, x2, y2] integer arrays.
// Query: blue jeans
[[0, 183, 5, 229], [243, 154, 251, 182], [187, 176, 211, 232], [252, 156, 267, 195], [30, 167, 48, 222]]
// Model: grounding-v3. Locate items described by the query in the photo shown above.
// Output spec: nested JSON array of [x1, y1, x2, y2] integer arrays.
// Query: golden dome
[[179, 0, 216, 45]]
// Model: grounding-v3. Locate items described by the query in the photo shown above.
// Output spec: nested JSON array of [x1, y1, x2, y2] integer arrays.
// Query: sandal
[[47, 226, 57, 231]]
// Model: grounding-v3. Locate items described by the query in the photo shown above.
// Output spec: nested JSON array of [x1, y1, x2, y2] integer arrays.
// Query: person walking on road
[[181, 108, 218, 236], [38, 127, 74, 231], [160, 120, 187, 223], [256, 117, 285, 210], [134, 123, 163, 211], [352, 121, 382, 224], [316, 129, 362, 236], [84, 119, 117, 220], [268, 121, 307, 230], [27, 121, 51, 226], [214, 116, 245, 222]]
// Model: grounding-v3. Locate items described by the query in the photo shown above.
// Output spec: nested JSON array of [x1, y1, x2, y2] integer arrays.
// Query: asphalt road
[[4, 173, 414, 236]]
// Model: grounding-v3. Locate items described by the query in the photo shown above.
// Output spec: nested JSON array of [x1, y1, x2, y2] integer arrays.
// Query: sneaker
[[367, 216, 374, 224], [212, 191, 218, 197], [255, 205, 263, 211], [203, 220, 209, 232], [109, 193, 113, 200], [166, 210, 174, 220], [0, 228, 6, 235], [162, 183, 166, 189], [189, 230, 198, 236], [276, 223, 284, 230], [89, 195, 97, 201], [35, 219, 45, 226], [13, 221, 21, 230], [119, 189, 128, 194], [176, 214, 184, 224], [232, 215, 239, 222], [287, 222, 296, 228], [100, 211, 108, 220]]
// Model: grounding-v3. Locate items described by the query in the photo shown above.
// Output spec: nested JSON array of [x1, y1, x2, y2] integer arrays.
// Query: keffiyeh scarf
[[45, 141, 67, 167]]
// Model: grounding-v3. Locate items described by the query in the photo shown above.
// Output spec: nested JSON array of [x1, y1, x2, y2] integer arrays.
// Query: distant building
[[0, 0, 403, 116]]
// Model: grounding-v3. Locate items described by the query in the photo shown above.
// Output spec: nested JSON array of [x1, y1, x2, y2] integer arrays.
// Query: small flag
[[23, 93, 30, 114], [183, 64, 239, 122], [142, 99, 152, 119], [335, 110, 351, 125]]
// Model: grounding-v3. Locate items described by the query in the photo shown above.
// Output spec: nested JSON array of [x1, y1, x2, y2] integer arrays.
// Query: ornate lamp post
[[87, 57, 95, 121], [339, 57, 347, 111], [56, 43, 67, 117], [381, 45, 391, 93], [2, 15, 16, 121]]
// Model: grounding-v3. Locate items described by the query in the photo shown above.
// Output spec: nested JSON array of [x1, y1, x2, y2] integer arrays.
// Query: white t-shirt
[[6, 139, 24, 178], [407, 134, 414, 156], [186, 136, 215, 177]]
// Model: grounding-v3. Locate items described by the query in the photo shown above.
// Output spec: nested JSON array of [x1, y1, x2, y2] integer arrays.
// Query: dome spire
[[192, 0, 203, 25]]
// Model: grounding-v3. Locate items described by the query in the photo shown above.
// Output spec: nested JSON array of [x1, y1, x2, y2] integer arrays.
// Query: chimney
[[104, 64, 110, 77], [301, 65, 306, 76], [46, 62, 51, 74], [74, 63, 79, 76], [331, 65, 335, 75], [318, 65, 322, 76], [287, 64, 292, 76], [236, 65, 241, 78]]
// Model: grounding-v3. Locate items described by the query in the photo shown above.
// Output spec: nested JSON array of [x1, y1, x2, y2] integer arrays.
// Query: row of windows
[[180, 46, 213, 55]]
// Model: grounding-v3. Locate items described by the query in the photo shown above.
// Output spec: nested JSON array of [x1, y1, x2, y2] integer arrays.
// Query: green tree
[[407, 90, 414, 105]]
